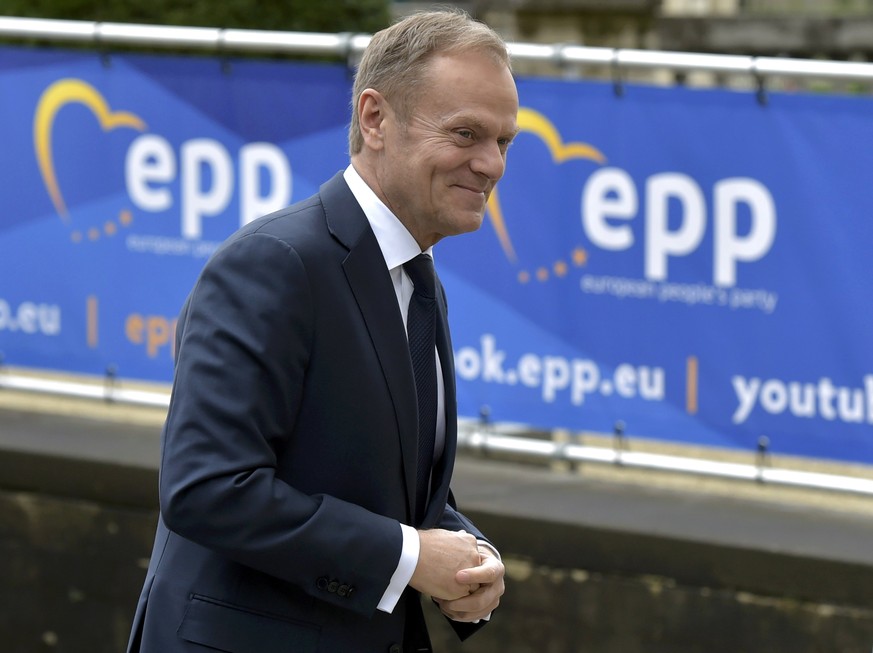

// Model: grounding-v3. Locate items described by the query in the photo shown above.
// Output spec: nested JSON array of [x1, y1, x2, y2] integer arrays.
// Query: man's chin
[[434, 213, 485, 242], [456, 212, 486, 235]]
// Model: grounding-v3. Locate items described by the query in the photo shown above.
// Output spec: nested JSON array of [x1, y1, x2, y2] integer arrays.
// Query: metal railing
[[0, 368, 171, 409], [2, 15, 873, 82], [457, 425, 873, 497], [3, 367, 873, 498]]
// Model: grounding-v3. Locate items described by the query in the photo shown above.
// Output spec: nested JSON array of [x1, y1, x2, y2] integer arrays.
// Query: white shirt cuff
[[377, 523, 420, 613]]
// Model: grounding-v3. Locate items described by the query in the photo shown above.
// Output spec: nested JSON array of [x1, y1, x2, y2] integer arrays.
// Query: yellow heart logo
[[487, 107, 606, 280], [34, 78, 146, 241]]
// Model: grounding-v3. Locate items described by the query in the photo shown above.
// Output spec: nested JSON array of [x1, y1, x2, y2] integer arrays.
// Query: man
[[127, 9, 519, 653]]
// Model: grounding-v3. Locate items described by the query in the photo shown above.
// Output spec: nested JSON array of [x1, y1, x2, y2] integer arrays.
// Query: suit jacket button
[[388, 645, 402, 653], [337, 584, 350, 597], [327, 580, 339, 593], [316, 577, 329, 590]]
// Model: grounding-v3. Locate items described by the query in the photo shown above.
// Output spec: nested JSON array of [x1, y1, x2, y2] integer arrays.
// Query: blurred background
[[2, 1, 873, 652]]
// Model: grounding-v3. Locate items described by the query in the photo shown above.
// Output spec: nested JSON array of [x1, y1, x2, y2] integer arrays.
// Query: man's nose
[[471, 141, 506, 181]]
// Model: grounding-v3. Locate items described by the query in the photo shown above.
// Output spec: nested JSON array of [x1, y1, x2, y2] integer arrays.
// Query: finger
[[438, 599, 497, 623], [456, 556, 503, 585], [437, 594, 480, 615], [432, 585, 480, 611], [437, 584, 501, 616], [436, 599, 477, 622]]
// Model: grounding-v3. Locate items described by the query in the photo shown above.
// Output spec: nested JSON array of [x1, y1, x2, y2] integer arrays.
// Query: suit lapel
[[320, 174, 418, 522]]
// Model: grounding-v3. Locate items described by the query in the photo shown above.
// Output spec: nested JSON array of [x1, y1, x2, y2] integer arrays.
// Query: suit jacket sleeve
[[158, 231, 402, 619]]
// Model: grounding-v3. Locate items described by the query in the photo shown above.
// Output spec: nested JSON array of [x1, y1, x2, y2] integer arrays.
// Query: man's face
[[376, 50, 519, 249]]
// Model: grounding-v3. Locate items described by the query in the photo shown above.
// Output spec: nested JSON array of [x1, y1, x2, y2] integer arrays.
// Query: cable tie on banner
[[554, 434, 570, 465], [476, 405, 492, 458], [217, 28, 231, 75], [551, 42, 572, 74], [611, 49, 625, 98], [613, 420, 627, 465], [338, 32, 362, 74], [756, 435, 771, 483], [478, 404, 491, 428], [104, 364, 118, 403], [571, 431, 584, 473], [94, 22, 111, 68], [752, 57, 768, 106]]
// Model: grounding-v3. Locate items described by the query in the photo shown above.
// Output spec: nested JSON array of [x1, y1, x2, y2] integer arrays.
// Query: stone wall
[[3, 476, 873, 652]]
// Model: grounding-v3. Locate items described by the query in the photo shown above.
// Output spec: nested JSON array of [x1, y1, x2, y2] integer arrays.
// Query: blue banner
[[2, 47, 872, 464]]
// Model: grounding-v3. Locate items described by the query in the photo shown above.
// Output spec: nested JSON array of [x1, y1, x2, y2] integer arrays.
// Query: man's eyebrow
[[449, 115, 489, 132]]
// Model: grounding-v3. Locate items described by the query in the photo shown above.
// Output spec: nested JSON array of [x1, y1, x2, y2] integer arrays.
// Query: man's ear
[[358, 89, 386, 151]]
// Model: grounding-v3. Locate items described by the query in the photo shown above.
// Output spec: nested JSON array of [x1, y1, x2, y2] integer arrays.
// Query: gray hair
[[348, 9, 511, 155]]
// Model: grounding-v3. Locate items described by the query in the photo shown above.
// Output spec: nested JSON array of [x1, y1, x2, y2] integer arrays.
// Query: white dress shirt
[[343, 165, 496, 620], [343, 165, 444, 612]]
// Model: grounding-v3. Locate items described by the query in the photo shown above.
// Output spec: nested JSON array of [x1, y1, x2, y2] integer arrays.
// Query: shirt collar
[[343, 164, 432, 270]]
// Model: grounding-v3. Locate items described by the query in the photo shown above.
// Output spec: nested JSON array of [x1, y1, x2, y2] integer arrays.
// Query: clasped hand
[[410, 529, 505, 623]]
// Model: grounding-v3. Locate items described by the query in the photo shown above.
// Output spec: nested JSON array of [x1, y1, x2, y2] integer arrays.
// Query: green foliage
[[1, 0, 391, 34]]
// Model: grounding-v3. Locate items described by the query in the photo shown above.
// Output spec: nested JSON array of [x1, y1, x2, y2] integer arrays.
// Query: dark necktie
[[403, 254, 438, 525]]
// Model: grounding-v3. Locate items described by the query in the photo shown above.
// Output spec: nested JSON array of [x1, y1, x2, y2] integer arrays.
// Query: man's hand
[[410, 529, 480, 601], [433, 545, 505, 623]]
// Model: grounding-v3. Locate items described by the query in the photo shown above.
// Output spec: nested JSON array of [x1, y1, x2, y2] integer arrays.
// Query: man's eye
[[456, 130, 474, 140]]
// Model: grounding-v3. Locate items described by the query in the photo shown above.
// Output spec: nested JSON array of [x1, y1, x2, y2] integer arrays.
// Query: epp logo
[[34, 78, 291, 245], [488, 108, 777, 288]]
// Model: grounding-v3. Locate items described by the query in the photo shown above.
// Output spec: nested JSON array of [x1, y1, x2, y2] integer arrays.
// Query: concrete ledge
[[465, 509, 873, 608]]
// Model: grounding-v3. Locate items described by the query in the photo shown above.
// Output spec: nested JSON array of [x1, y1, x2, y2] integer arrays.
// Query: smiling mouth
[[455, 184, 487, 196]]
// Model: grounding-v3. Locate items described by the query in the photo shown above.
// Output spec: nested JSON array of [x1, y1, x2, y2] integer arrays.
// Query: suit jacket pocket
[[177, 594, 320, 653]]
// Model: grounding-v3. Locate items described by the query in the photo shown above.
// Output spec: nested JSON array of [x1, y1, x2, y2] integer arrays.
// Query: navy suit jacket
[[126, 173, 488, 653]]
